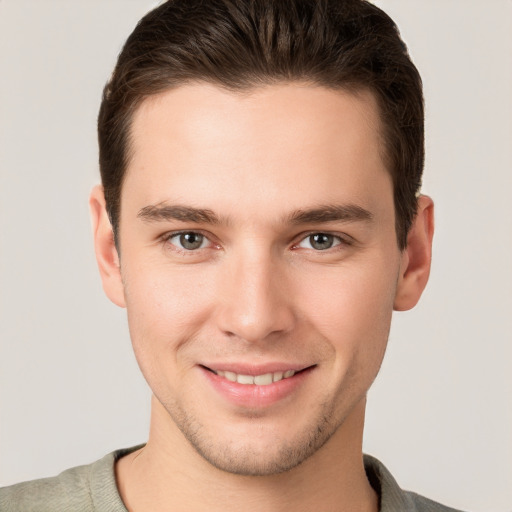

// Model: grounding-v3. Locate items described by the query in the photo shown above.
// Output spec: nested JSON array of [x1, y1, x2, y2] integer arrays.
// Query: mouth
[[200, 364, 315, 407], [206, 368, 299, 386], [201, 364, 314, 385]]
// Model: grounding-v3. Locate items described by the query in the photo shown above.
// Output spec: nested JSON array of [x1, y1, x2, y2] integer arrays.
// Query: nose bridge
[[216, 243, 294, 342]]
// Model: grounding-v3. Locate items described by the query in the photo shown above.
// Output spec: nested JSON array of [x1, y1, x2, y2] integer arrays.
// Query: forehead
[[129, 82, 384, 162], [122, 83, 391, 222]]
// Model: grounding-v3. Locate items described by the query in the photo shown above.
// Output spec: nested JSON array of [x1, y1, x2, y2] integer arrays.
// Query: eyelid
[[158, 229, 354, 253], [293, 230, 354, 249], [160, 229, 219, 252], [297, 234, 341, 251]]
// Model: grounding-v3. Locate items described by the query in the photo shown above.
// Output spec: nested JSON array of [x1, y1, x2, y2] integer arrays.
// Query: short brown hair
[[98, 0, 424, 249]]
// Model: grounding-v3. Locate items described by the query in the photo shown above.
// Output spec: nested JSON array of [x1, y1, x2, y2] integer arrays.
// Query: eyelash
[[161, 230, 353, 254], [293, 232, 352, 251], [161, 230, 218, 254]]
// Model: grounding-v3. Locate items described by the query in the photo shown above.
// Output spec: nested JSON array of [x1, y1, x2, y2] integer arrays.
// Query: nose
[[215, 250, 296, 343]]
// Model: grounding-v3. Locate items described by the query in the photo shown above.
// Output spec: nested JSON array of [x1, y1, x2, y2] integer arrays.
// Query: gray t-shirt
[[0, 446, 465, 511]]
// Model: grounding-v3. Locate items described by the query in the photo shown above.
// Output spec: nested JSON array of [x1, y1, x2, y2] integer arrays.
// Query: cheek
[[122, 264, 216, 373], [296, 256, 399, 369]]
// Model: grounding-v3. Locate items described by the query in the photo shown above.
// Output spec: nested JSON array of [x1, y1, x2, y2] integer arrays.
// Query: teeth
[[224, 371, 237, 382], [254, 373, 273, 385], [273, 371, 284, 382], [214, 369, 296, 385], [237, 374, 255, 385]]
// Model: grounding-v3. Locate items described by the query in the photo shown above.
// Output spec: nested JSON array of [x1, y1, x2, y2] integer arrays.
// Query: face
[[95, 83, 424, 476]]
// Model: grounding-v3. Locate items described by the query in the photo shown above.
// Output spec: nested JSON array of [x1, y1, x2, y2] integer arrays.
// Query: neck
[[116, 396, 378, 512]]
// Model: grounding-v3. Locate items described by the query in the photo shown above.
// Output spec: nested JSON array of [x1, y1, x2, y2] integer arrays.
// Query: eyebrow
[[287, 204, 374, 224], [137, 202, 373, 226], [137, 204, 221, 224]]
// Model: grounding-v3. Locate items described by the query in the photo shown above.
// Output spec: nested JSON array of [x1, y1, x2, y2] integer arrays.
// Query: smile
[[213, 369, 296, 386], [201, 365, 314, 407]]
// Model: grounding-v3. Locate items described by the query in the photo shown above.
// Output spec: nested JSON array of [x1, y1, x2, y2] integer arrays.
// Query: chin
[[192, 440, 322, 476], [172, 406, 341, 476]]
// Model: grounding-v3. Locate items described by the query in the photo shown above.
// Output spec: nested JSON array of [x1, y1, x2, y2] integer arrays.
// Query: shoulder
[[0, 446, 140, 512], [0, 462, 95, 512], [403, 491, 466, 512], [364, 454, 467, 512]]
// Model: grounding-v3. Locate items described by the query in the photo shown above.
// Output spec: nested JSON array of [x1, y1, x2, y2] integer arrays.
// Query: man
[[0, 0, 464, 510]]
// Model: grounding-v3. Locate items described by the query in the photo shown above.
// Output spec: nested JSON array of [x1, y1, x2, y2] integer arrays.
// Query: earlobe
[[393, 195, 434, 311], [89, 185, 126, 308]]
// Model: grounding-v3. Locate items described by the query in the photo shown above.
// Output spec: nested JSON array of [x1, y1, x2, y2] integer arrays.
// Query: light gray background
[[0, 1, 511, 510]]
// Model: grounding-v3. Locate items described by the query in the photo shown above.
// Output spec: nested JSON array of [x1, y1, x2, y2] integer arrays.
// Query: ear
[[394, 195, 434, 311], [89, 185, 126, 308]]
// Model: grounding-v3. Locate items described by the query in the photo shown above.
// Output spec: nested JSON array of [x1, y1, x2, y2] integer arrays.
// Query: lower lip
[[200, 367, 313, 408]]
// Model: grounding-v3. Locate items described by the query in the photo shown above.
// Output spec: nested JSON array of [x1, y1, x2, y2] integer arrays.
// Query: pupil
[[311, 233, 332, 250], [180, 233, 203, 250]]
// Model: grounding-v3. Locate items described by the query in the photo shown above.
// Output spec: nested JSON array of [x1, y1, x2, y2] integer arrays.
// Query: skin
[[90, 83, 434, 512]]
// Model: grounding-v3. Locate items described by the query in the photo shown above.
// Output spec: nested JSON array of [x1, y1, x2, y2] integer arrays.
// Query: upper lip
[[200, 363, 314, 375]]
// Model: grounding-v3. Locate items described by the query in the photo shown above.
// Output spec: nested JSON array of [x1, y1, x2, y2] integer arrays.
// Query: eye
[[167, 232, 209, 251], [298, 233, 343, 251]]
